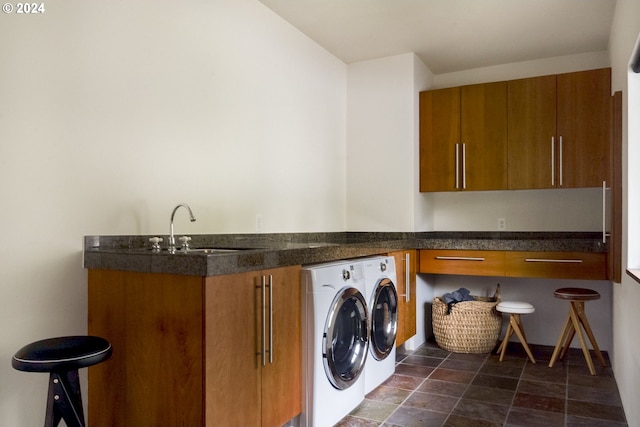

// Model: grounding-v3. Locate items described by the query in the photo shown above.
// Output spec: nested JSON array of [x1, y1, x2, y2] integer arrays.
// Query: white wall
[[346, 53, 433, 231], [0, 1, 346, 425], [432, 188, 604, 231], [608, 0, 640, 425]]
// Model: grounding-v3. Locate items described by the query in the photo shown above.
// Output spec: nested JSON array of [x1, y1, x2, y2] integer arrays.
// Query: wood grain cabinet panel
[[420, 82, 507, 192], [418, 249, 607, 281], [205, 266, 302, 427], [507, 74, 557, 189], [505, 251, 607, 280], [556, 68, 612, 188], [88, 265, 302, 427], [507, 68, 611, 189], [419, 87, 460, 191], [390, 250, 417, 347], [419, 250, 506, 276]]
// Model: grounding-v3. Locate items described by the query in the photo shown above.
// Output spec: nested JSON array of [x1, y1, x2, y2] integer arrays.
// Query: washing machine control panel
[[342, 263, 365, 282]]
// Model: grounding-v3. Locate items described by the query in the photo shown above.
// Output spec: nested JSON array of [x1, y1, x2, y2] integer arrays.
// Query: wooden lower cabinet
[[390, 250, 417, 347], [418, 249, 607, 281], [504, 251, 607, 280], [419, 249, 506, 276], [87, 265, 301, 427], [205, 266, 301, 427]]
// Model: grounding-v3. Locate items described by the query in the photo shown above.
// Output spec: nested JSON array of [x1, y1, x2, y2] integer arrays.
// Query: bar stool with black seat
[[12, 335, 112, 427], [496, 301, 536, 363], [548, 287, 606, 375]]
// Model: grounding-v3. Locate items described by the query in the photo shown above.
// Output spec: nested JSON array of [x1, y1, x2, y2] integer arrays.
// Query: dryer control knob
[[379, 262, 387, 272], [342, 269, 351, 280]]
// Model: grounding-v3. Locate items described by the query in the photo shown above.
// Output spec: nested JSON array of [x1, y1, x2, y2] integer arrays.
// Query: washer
[[362, 256, 398, 394], [301, 259, 370, 427]]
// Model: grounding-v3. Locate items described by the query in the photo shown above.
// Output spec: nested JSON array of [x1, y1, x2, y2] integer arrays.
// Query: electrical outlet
[[256, 214, 263, 233], [498, 218, 506, 231]]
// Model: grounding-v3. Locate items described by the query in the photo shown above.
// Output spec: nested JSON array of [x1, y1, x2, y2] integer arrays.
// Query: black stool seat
[[12, 336, 112, 372], [12, 336, 112, 427]]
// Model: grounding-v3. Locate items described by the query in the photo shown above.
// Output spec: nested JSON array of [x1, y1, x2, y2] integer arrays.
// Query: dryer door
[[370, 278, 398, 360], [323, 287, 369, 390]]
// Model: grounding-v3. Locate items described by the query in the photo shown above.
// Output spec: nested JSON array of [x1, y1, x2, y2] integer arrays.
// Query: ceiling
[[259, 0, 617, 74]]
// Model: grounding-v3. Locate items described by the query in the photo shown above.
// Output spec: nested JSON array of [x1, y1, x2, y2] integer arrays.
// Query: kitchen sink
[[184, 248, 241, 254]]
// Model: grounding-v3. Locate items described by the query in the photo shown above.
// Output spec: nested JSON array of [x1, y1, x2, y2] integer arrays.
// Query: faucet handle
[[149, 237, 163, 251], [178, 235, 192, 250]]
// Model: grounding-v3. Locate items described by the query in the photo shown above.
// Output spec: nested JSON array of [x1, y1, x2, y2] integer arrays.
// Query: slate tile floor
[[335, 340, 628, 427]]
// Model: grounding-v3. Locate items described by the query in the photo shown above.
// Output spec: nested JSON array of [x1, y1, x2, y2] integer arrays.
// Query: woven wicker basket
[[432, 286, 502, 353]]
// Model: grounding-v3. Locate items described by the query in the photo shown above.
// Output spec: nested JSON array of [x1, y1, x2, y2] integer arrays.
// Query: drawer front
[[505, 251, 607, 280], [419, 250, 505, 276]]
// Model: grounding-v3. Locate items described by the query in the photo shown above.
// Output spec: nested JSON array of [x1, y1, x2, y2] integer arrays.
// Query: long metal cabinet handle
[[462, 143, 466, 189], [404, 253, 410, 303], [602, 180, 611, 244], [268, 274, 273, 364], [455, 143, 460, 189], [551, 137, 555, 186], [435, 256, 485, 261], [559, 136, 563, 186], [261, 275, 266, 367], [524, 258, 583, 263]]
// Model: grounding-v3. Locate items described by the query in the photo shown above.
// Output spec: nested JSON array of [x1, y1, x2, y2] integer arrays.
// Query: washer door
[[323, 287, 369, 390], [370, 278, 398, 361]]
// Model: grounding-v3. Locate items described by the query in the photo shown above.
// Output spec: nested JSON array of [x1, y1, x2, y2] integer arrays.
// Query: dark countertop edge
[[83, 231, 608, 277]]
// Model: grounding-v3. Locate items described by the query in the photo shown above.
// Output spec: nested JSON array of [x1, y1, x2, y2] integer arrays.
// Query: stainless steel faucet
[[168, 203, 196, 251]]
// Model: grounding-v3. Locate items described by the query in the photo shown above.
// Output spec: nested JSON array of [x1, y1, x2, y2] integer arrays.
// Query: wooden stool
[[12, 336, 112, 427], [496, 301, 536, 363], [548, 288, 606, 375]]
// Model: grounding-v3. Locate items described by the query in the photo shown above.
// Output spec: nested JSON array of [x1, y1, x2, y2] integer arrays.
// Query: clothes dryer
[[301, 259, 369, 427], [362, 256, 398, 394]]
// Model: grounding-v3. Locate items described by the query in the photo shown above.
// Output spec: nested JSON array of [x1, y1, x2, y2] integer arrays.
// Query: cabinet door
[[205, 272, 262, 427], [390, 251, 416, 347], [420, 87, 460, 191], [461, 82, 508, 190], [557, 68, 611, 188], [261, 265, 302, 427], [508, 75, 557, 189], [505, 251, 607, 280], [89, 270, 204, 427], [419, 250, 506, 276], [204, 266, 301, 427]]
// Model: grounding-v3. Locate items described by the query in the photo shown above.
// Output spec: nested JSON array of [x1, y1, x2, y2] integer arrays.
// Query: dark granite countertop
[[83, 231, 607, 277]]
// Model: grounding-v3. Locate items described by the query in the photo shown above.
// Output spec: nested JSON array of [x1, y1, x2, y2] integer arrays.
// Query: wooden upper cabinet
[[508, 68, 612, 189], [461, 82, 508, 190], [557, 68, 612, 188], [420, 82, 507, 192], [420, 87, 460, 191], [507, 75, 557, 189]]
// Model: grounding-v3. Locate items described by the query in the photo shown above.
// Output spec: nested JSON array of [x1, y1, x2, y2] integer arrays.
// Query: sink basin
[[143, 246, 262, 254], [185, 248, 240, 254]]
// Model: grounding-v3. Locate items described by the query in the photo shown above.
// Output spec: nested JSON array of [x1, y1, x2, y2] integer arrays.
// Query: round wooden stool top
[[554, 287, 600, 301]]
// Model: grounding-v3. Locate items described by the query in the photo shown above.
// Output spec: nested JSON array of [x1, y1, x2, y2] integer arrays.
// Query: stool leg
[[498, 317, 514, 361], [549, 311, 573, 368], [45, 371, 86, 427], [568, 303, 597, 375], [558, 320, 576, 361], [510, 314, 536, 364], [572, 301, 607, 367]]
